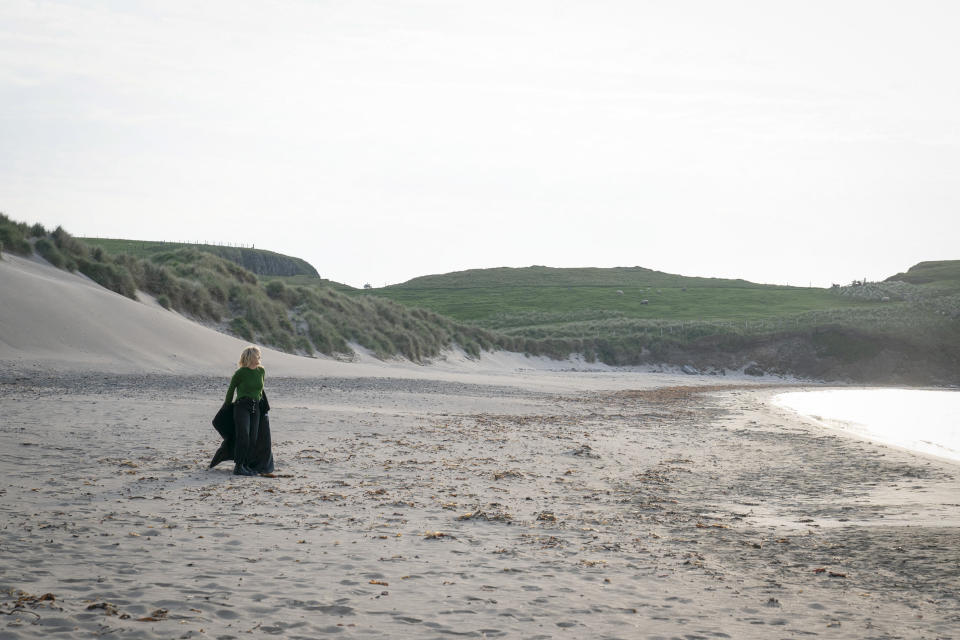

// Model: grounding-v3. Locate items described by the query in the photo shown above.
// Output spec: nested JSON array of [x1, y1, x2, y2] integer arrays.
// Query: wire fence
[[86, 237, 256, 249]]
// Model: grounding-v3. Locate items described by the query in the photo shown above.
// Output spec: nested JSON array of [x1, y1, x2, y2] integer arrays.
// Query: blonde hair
[[238, 345, 262, 368]]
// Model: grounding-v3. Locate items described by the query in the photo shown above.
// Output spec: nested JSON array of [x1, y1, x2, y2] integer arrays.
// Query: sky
[[1, 1, 958, 288]]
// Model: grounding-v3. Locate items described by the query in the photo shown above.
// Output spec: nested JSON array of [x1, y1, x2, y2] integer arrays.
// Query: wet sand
[[1, 373, 959, 639]]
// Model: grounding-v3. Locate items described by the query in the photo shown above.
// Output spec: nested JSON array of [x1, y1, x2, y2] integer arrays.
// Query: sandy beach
[[2, 256, 960, 639], [2, 371, 959, 639]]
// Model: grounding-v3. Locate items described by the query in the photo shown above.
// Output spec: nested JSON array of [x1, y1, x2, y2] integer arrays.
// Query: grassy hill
[[886, 260, 960, 288], [80, 238, 321, 278], [361, 266, 871, 329], [355, 264, 960, 382], [394, 265, 764, 289], [5, 214, 958, 383]]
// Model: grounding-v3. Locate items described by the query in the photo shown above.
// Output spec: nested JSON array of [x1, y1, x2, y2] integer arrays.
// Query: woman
[[211, 345, 273, 476]]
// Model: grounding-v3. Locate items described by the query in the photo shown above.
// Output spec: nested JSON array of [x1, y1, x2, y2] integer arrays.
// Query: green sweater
[[226, 366, 265, 404]]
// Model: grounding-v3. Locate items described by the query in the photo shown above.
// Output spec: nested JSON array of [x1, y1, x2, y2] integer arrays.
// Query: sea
[[774, 388, 960, 463]]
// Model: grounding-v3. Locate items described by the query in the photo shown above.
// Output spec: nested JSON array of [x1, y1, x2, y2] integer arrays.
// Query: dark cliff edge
[[200, 245, 319, 277]]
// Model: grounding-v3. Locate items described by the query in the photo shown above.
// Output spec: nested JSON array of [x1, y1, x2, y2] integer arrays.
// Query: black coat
[[209, 391, 275, 473]]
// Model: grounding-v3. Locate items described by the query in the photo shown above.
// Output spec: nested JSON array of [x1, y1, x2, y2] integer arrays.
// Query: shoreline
[[772, 387, 960, 466], [2, 371, 958, 638]]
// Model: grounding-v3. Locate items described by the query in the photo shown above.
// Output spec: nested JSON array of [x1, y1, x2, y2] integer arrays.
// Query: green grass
[[394, 264, 775, 289], [262, 273, 356, 292], [886, 260, 960, 289], [0, 213, 38, 255], [81, 238, 320, 278], [360, 283, 876, 329]]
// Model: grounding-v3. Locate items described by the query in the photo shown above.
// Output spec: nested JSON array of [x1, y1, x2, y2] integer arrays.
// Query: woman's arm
[[225, 371, 238, 405]]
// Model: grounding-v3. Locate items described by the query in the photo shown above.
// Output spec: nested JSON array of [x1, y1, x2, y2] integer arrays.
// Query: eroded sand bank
[[1, 372, 958, 639]]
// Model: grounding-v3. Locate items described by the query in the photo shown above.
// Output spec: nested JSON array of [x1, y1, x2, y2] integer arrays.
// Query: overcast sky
[[1, 1, 957, 288]]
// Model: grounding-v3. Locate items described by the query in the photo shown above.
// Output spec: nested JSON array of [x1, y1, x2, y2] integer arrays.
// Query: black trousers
[[233, 398, 260, 468]]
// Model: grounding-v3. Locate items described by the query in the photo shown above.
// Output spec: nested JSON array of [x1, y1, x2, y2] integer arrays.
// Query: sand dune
[[0, 253, 272, 375]]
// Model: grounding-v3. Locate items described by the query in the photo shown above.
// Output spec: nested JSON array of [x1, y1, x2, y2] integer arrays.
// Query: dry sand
[[1, 254, 959, 639]]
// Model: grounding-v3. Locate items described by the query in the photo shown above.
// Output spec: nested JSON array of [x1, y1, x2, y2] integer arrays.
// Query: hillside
[[80, 237, 320, 278], [360, 266, 876, 329], [357, 264, 960, 384], [394, 265, 766, 289], [885, 260, 960, 288]]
